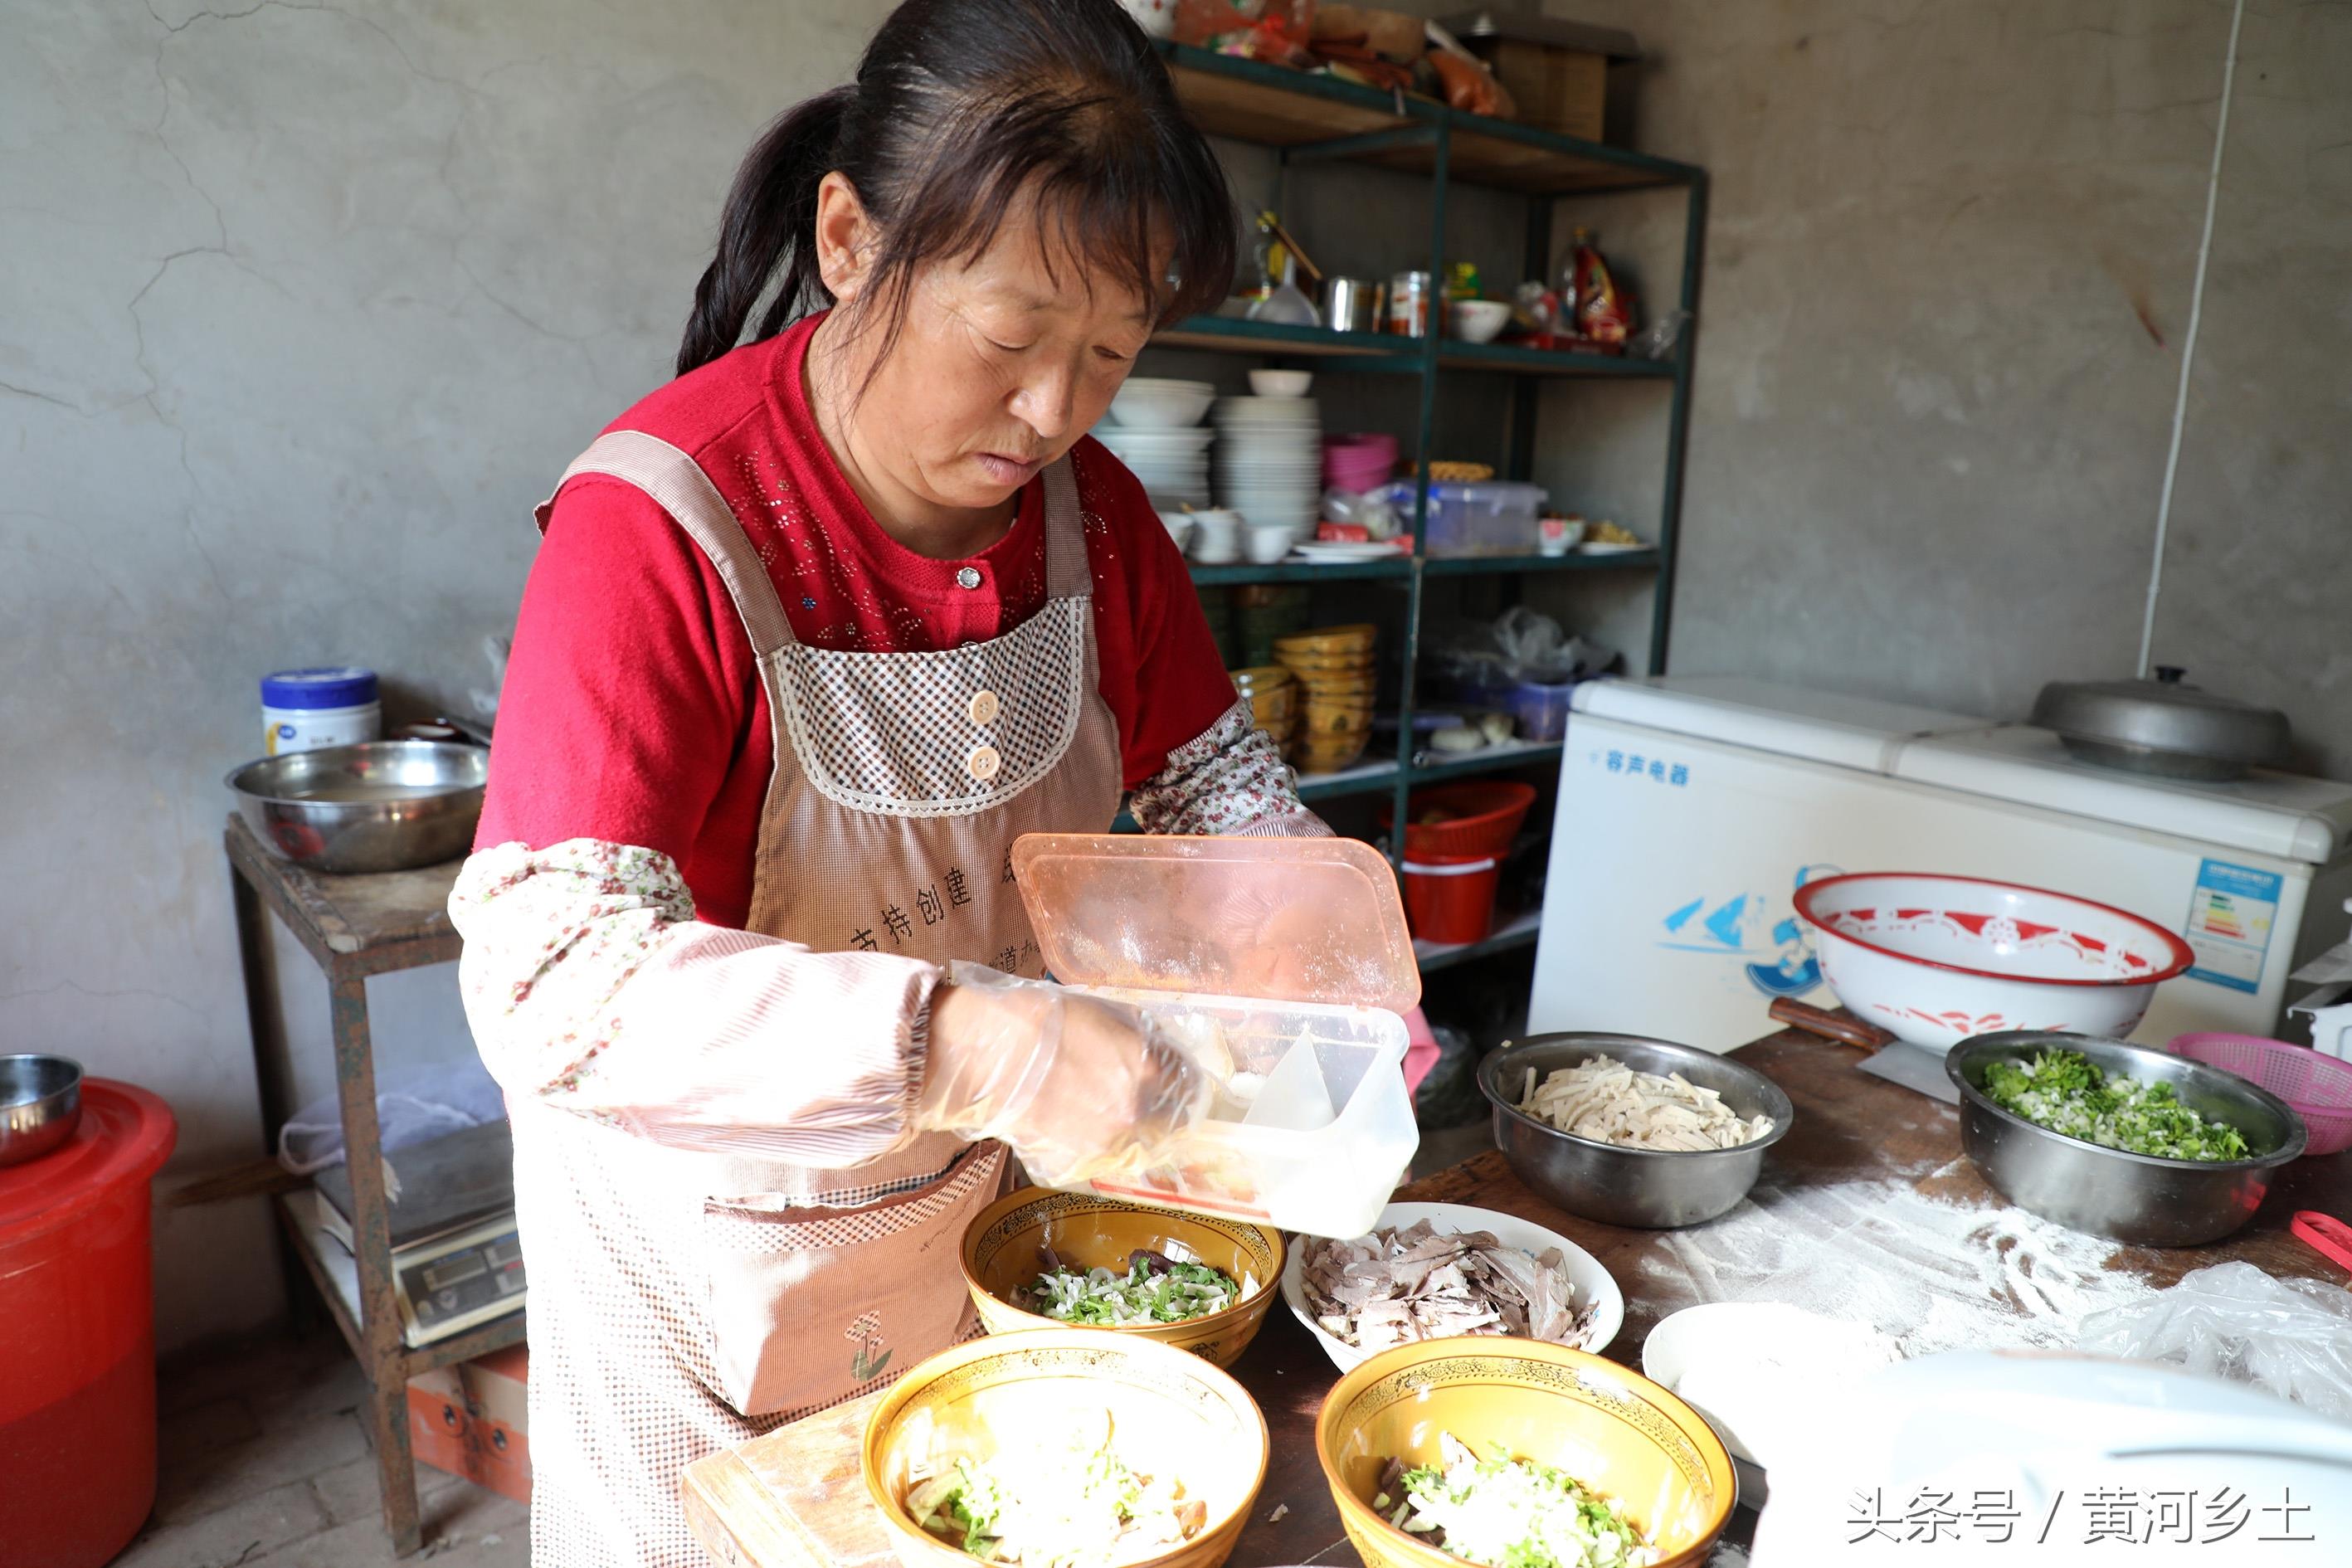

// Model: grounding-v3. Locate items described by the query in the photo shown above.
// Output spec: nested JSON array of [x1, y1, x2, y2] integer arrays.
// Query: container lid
[[0, 1079, 176, 1241], [2030, 668, 2290, 772], [261, 666, 379, 710], [1010, 834, 1422, 1015]]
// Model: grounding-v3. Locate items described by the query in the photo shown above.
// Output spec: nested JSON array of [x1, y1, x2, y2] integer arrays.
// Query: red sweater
[[479, 315, 1235, 930]]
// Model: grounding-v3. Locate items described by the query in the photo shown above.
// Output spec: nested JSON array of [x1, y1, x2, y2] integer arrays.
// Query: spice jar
[[1388, 270, 1433, 337]]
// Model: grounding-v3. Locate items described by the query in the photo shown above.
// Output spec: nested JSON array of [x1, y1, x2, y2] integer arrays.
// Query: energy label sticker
[[2182, 858, 2282, 994]]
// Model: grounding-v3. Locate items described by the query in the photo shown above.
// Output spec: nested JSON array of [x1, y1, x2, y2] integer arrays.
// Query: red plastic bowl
[[1380, 782, 1536, 860]]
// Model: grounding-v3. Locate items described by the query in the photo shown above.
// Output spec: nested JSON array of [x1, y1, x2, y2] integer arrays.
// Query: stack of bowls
[[1323, 432, 1398, 494], [1095, 377, 1215, 509], [1275, 625, 1378, 773], [1230, 665, 1299, 757], [1214, 391, 1322, 537]]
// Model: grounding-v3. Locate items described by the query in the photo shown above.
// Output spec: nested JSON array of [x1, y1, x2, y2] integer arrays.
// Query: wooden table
[[225, 813, 527, 1556], [682, 1026, 2352, 1568]]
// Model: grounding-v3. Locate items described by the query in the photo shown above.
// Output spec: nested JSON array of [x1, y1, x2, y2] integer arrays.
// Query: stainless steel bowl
[[226, 741, 488, 874], [1, 1054, 85, 1167], [1946, 1031, 2306, 1247], [1479, 1034, 1794, 1229]]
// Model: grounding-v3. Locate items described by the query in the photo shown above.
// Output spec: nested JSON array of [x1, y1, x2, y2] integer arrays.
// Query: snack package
[[1565, 227, 1631, 345]]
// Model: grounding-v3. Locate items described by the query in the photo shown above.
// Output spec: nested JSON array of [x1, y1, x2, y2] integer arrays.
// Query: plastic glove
[[914, 962, 1217, 1187]]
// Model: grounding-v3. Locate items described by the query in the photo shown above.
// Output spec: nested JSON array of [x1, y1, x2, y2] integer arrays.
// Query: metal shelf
[[1419, 550, 1661, 577], [1415, 908, 1542, 973], [1294, 755, 1403, 802], [1189, 558, 1411, 586], [1406, 739, 1567, 785], [1152, 315, 1677, 379], [1158, 42, 1700, 195]]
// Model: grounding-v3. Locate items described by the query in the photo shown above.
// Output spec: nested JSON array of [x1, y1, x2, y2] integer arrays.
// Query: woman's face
[[817, 181, 1161, 518]]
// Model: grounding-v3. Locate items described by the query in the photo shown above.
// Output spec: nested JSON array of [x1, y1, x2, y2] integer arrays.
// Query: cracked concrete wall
[[2, 0, 879, 1350], [1530, 0, 2351, 772]]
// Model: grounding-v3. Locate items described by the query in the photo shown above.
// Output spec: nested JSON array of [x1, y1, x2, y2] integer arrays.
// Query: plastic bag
[[276, 1057, 507, 1176], [2075, 1260, 2352, 1420]]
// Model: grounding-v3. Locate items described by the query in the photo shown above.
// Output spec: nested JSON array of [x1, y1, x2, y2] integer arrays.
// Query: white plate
[[1576, 540, 1648, 554], [1293, 542, 1403, 562], [1641, 1303, 1900, 1469], [1279, 1200, 1624, 1375]]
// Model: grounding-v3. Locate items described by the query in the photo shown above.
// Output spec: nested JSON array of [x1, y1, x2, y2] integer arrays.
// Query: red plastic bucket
[[0, 1079, 177, 1568], [1402, 853, 1502, 945]]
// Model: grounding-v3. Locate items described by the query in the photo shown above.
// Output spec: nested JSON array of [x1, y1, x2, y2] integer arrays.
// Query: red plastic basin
[[0, 1078, 176, 1568]]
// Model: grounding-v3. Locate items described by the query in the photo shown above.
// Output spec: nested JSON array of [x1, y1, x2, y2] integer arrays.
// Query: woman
[[450, 2, 1329, 1563]]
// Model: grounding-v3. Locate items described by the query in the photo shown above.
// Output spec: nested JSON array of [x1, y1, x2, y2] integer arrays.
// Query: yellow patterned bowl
[[1315, 1339, 1736, 1568], [1275, 624, 1378, 655], [960, 1188, 1286, 1368], [864, 1330, 1269, 1568]]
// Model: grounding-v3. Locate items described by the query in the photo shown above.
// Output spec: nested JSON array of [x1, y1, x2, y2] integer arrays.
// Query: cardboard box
[[1473, 38, 1607, 144], [406, 1342, 531, 1504]]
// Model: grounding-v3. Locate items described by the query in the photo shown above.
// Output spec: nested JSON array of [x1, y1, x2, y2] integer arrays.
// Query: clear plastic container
[[1507, 677, 1577, 741], [1012, 834, 1423, 1238], [1419, 480, 1546, 557]]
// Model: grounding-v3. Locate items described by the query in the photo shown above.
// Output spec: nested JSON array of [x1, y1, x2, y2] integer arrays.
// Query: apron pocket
[[699, 1143, 1006, 1418]]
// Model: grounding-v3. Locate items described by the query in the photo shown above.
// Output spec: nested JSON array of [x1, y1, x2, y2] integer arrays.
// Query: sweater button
[[955, 566, 983, 590], [967, 745, 1002, 782], [968, 689, 1001, 726]]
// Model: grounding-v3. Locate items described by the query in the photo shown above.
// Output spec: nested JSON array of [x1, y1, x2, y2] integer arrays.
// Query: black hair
[[676, 0, 1236, 377]]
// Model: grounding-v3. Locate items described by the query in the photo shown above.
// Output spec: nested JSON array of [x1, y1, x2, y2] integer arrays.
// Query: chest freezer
[[1529, 677, 2352, 1054]]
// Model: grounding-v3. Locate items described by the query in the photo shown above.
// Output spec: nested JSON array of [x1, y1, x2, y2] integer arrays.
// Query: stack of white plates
[[1093, 378, 1215, 508], [1213, 395, 1322, 534]]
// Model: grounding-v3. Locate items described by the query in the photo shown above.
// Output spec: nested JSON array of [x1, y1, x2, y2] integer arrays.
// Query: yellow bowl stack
[[1229, 665, 1299, 757], [958, 1188, 1285, 1369], [1275, 625, 1378, 774]]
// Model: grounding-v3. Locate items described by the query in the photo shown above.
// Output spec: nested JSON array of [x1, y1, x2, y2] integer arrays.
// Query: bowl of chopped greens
[[864, 1330, 1265, 1568], [960, 1188, 1284, 1368], [1314, 1338, 1735, 1568], [1947, 1032, 2307, 1246]]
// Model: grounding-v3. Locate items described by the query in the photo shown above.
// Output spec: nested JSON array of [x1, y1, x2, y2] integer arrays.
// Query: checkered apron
[[514, 431, 1123, 1566]]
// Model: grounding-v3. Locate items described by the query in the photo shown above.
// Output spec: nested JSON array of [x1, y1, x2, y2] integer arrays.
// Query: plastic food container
[[1507, 677, 1577, 741], [1386, 480, 1546, 557], [1012, 834, 1423, 1239], [0, 1079, 176, 1568], [261, 666, 381, 757]]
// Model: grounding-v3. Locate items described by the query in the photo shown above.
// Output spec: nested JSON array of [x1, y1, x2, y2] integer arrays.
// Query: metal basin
[[1946, 1031, 2307, 1247], [1, 1054, 85, 1167], [226, 741, 488, 874], [1479, 1034, 1794, 1230]]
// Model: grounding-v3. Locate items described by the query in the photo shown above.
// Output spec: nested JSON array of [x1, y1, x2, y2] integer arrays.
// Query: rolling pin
[[1770, 997, 1897, 1052]]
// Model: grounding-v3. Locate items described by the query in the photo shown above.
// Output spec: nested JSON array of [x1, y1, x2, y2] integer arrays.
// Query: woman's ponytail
[[675, 85, 854, 377]]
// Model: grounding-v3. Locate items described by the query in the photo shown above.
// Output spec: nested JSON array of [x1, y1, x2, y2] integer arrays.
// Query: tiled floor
[[132, 1331, 528, 1568]]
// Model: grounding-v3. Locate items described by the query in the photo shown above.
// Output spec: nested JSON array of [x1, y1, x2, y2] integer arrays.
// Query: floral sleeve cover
[[1128, 700, 1331, 838], [448, 704, 1317, 1152], [448, 839, 937, 1162]]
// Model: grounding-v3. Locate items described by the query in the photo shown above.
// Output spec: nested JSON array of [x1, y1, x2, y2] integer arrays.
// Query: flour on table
[[1638, 1170, 2154, 1356]]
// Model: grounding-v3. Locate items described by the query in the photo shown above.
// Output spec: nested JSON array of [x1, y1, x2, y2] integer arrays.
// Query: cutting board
[[680, 1390, 908, 1568]]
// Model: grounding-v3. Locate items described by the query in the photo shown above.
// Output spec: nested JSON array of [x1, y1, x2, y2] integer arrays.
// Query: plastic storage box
[[1012, 834, 1423, 1239], [1400, 480, 1547, 557]]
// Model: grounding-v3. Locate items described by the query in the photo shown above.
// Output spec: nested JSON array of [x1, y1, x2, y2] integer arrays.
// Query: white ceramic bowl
[[1279, 1201, 1624, 1375], [1244, 523, 1297, 564], [1793, 872, 2196, 1050], [1156, 509, 1195, 553], [1248, 369, 1314, 397], [1640, 1303, 1901, 1469], [1448, 299, 1512, 343], [1106, 379, 1214, 428]]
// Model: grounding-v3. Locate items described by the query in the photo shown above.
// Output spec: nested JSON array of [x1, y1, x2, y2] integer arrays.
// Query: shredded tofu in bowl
[[1517, 1054, 1774, 1152]]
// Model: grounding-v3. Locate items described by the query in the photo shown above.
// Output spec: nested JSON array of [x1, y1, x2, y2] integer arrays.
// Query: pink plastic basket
[[2167, 1033, 2352, 1157]]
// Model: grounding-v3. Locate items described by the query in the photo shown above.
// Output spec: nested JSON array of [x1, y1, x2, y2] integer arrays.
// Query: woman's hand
[[917, 967, 1214, 1185]]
